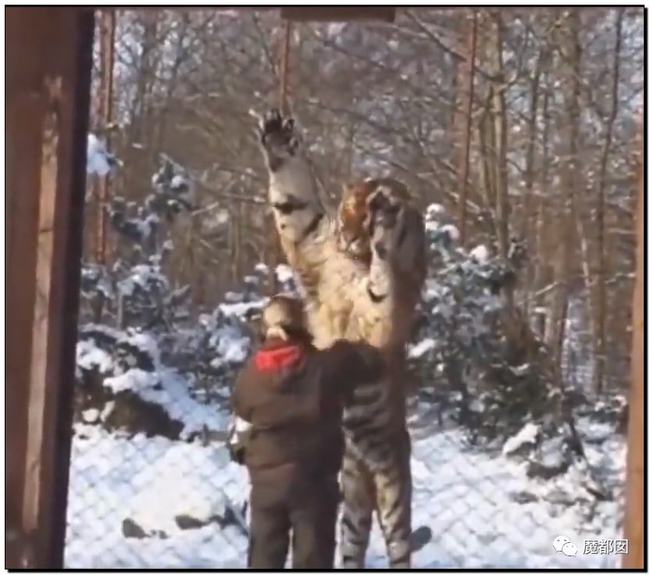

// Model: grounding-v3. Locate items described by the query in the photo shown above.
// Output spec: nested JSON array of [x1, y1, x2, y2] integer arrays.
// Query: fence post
[[622, 139, 645, 569], [6, 7, 93, 568]]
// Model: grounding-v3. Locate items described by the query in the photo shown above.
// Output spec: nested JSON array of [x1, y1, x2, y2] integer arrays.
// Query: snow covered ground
[[68, 243, 626, 569], [65, 424, 249, 569], [64, 403, 625, 569]]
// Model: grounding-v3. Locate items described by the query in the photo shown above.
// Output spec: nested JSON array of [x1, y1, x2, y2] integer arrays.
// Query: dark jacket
[[232, 336, 383, 483]]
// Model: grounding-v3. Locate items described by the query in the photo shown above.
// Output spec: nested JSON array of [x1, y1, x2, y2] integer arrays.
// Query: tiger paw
[[365, 196, 398, 263], [366, 188, 402, 232], [362, 182, 408, 250], [258, 109, 300, 171]]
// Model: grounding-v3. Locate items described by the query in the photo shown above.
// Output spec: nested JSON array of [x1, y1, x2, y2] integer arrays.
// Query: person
[[228, 294, 384, 569]]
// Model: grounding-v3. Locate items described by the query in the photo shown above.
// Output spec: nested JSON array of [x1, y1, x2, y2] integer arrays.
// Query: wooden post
[[90, 9, 116, 322], [622, 146, 645, 569], [281, 6, 395, 22], [6, 7, 93, 568], [95, 9, 116, 266]]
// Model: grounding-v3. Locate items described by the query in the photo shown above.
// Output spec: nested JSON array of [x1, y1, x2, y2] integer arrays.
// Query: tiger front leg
[[345, 188, 407, 348], [362, 194, 401, 321], [257, 109, 328, 247], [364, 186, 427, 288]]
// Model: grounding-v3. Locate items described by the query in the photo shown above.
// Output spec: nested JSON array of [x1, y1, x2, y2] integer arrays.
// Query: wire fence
[[68, 163, 629, 569], [64, 378, 627, 569]]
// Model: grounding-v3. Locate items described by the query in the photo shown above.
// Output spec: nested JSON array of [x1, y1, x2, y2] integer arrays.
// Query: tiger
[[338, 193, 422, 568], [257, 109, 427, 568]]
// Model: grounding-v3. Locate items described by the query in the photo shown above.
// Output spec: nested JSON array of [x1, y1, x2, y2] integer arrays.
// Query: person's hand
[[226, 417, 253, 465]]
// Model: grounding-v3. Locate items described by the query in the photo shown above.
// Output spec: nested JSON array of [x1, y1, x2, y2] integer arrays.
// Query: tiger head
[[337, 177, 412, 263]]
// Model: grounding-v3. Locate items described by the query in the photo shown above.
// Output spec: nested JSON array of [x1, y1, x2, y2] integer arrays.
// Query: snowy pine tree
[[411, 204, 567, 450]]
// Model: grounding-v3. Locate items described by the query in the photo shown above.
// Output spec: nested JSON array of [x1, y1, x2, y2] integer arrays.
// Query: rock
[[545, 488, 578, 507], [74, 371, 183, 439], [510, 491, 539, 504], [104, 390, 183, 439], [526, 457, 570, 480], [122, 517, 170, 539], [411, 526, 433, 552], [175, 514, 208, 530], [526, 434, 572, 479], [122, 518, 147, 539]]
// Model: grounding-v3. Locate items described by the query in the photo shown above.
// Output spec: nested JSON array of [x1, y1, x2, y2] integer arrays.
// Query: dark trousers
[[248, 473, 340, 569]]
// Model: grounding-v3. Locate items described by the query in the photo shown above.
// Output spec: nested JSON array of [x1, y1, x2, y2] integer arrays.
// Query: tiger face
[[338, 180, 374, 262]]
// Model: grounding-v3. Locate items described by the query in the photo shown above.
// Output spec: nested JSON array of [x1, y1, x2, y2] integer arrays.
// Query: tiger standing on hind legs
[[338, 184, 426, 569], [256, 109, 427, 568]]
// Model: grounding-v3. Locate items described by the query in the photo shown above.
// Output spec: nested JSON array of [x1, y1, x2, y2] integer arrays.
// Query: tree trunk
[[478, 93, 496, 216], [152, 12, 191, 161], [135, 11, 158, 143], [457, 9, 477, 246], [549, 10, 581, 375], [592, 9, 623, 394], [490, 13, 513, 311], [533, 70, 552, 339], [90, 10, 116, 324], [231, 199, 243, 283], [522, 48, 544, 314]]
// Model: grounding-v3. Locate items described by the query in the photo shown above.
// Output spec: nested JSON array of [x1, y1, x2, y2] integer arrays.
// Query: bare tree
[[457, 9, 478, 246], [549, 9, 581, 373], [592, 9, 624, 394], [86, 7, 642, 394]]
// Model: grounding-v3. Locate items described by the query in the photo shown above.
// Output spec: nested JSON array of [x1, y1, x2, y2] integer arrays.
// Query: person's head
[[261, 294, 311, 343]]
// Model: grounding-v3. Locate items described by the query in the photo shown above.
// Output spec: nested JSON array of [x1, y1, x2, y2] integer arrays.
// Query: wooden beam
[[281, 7, 396, 22], [76, 7, 397, 22], [622, 139, 645, 569], [6, 7, 93, 568]]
